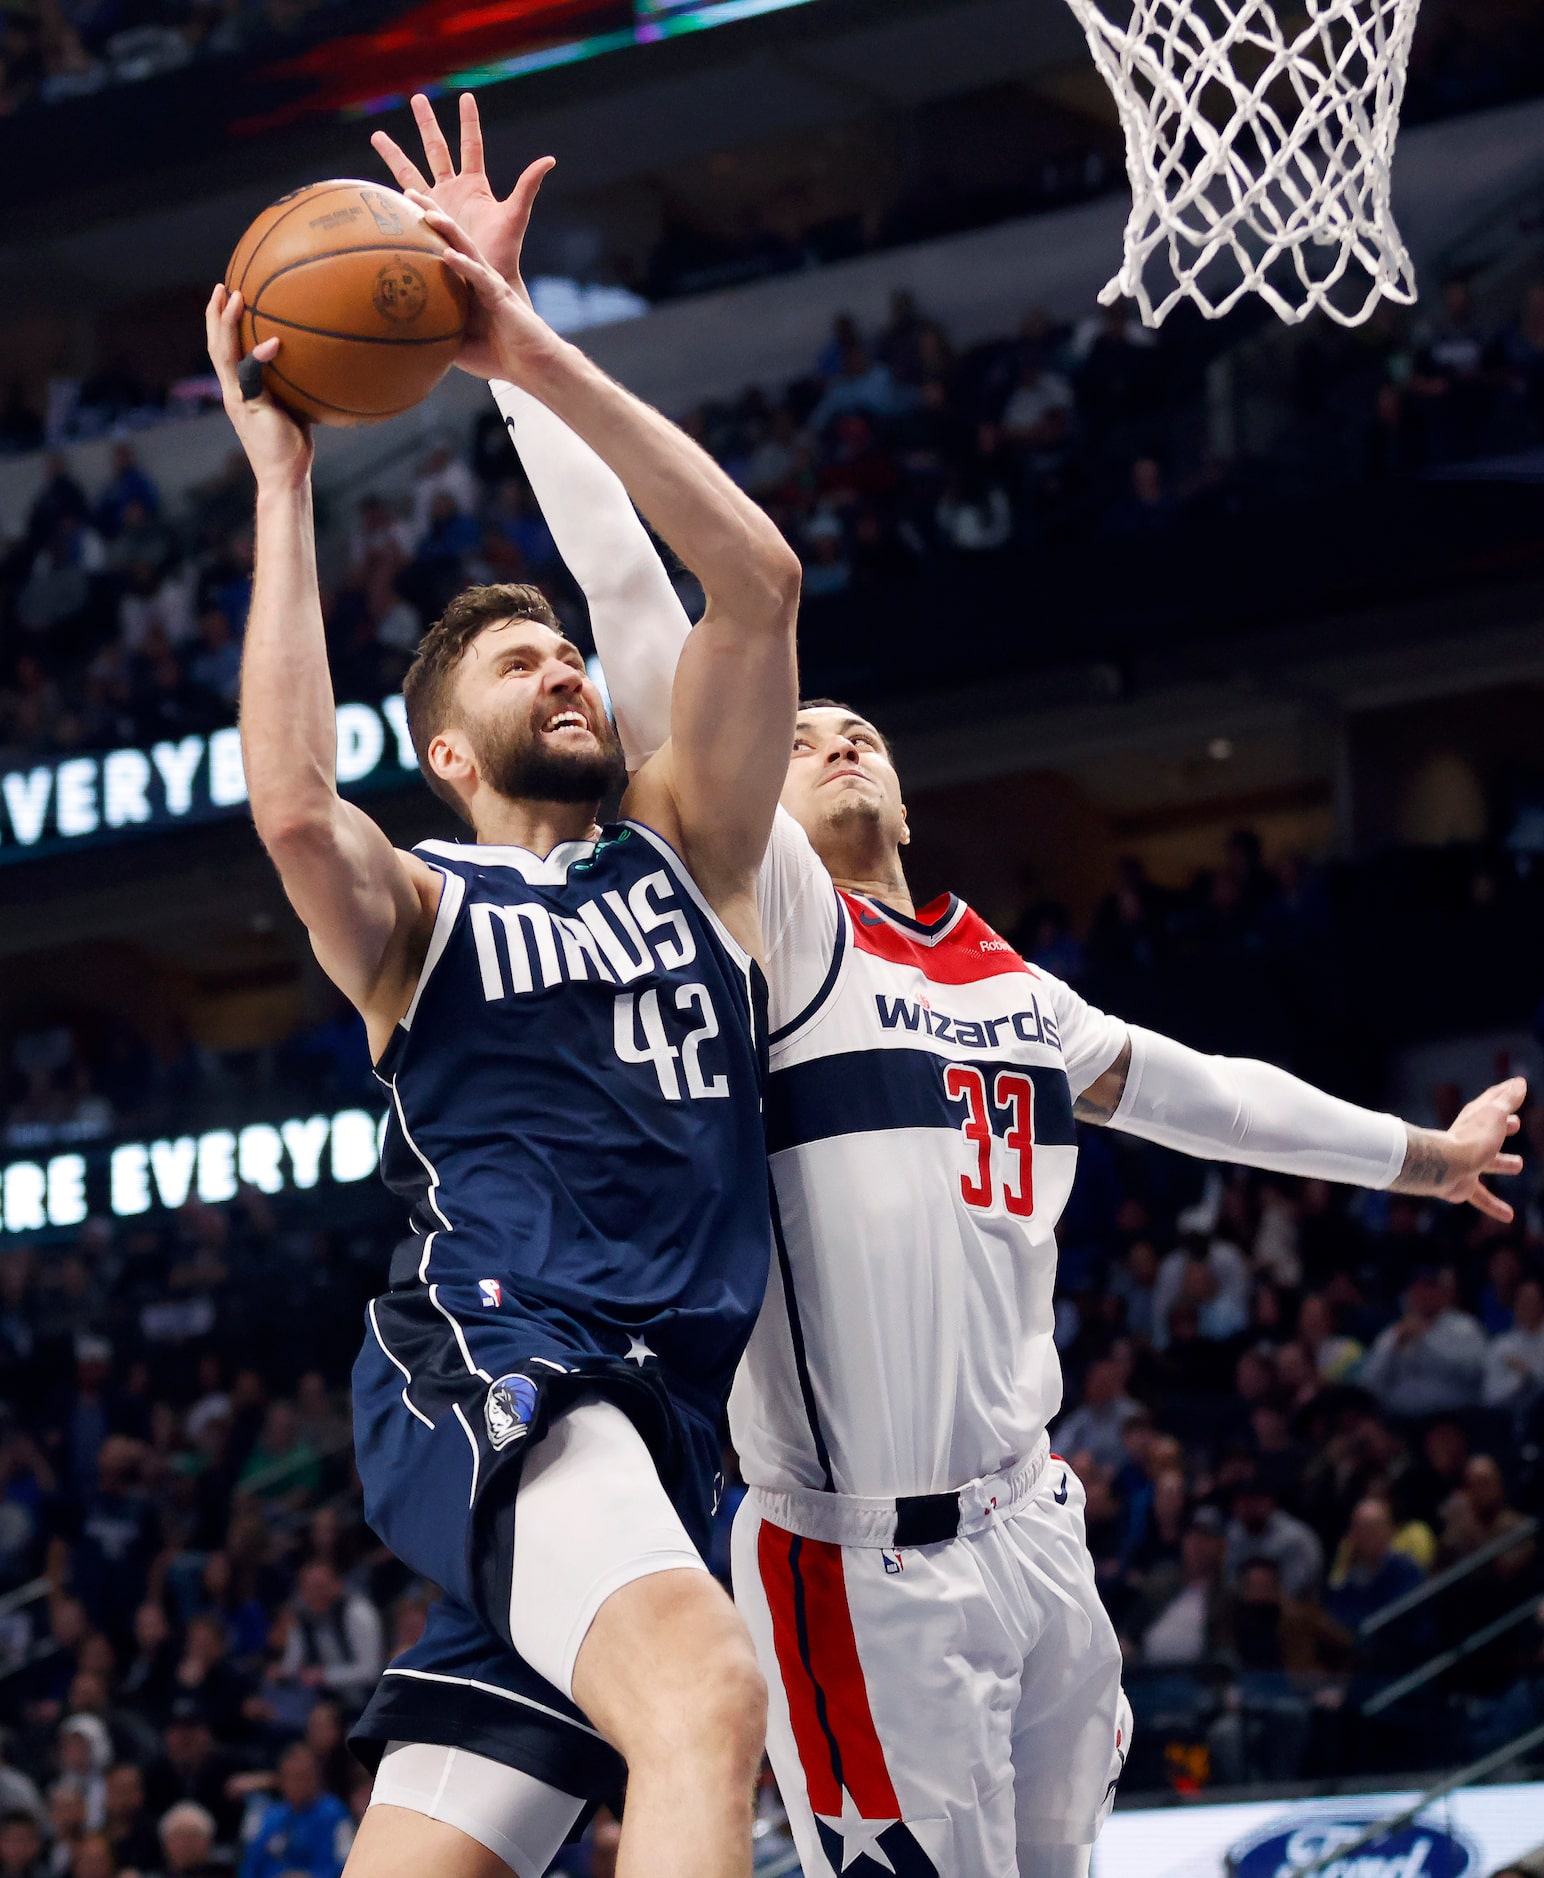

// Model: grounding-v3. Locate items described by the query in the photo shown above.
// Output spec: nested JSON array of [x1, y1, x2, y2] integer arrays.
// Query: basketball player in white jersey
[[381, 96, 1525, 1878]]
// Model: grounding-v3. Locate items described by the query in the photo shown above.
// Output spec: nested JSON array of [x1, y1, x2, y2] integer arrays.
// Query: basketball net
[[1064, 0, 1424, 326]]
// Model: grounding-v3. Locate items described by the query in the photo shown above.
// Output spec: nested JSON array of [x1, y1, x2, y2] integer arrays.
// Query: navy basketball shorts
[[348, 1284, 723, 1820]]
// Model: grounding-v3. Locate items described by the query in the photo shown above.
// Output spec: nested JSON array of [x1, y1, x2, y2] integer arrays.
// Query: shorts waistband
[[747, 1436, 1051, 1548]]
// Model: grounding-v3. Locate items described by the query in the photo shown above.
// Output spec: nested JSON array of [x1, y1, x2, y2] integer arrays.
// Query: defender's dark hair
[[402, 584, 561, 824], [798, 696, 892, 759]]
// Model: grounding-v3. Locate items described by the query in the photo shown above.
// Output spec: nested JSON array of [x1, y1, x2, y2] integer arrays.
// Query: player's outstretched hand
[[1392, 1075, 1527, 1222], [205, 284, 313, 489], [372, 91, 554, 367], [402, 191, 562, 388]]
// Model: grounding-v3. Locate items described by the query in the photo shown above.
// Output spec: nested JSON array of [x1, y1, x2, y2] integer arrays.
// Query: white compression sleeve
[[1112, 1025, 1408, 1189], [491, 378, 691, 770]]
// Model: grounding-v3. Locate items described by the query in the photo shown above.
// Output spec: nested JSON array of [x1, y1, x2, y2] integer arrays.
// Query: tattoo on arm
[[1074, 1038, 1133, 1125], [1390, 1125, 1451, 1195]]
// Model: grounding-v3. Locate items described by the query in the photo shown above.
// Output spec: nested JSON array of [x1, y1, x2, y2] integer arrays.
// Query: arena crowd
[[3, 815, 1544, 1871], [3, 268, 1544, 766]]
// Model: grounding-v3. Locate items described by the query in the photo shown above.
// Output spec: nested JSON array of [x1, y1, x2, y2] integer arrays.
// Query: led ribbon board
[[0, 1109, 386, 1236], [0, 696, 415, 865]]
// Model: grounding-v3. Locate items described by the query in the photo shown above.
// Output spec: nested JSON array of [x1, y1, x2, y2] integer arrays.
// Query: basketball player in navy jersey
[[203, 152, 801, 1878]]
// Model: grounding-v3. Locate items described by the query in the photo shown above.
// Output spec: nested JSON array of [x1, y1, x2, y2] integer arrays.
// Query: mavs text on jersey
[[347, 820, 771, 1799]]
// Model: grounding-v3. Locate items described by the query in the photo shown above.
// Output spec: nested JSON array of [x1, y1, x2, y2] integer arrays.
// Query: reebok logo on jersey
[[478, 1279, 502, 1309], [874, 991, 1062, 1051], [485, 1373, 539, 1450]]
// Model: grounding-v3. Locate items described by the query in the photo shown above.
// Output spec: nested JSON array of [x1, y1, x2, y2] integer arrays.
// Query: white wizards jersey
[[729, 814, 1128, 1499]]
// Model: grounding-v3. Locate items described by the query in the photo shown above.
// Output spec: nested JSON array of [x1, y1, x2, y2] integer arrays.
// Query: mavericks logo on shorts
[[485, 1373, 540, 1451]]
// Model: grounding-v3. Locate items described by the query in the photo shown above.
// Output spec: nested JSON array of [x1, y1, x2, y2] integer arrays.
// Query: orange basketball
[[225, 181, 470, 427]]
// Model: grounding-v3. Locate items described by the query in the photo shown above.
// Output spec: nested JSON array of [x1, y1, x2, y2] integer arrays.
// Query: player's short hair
[[798, 697, 892, 761], [403, 583, 561, 822]]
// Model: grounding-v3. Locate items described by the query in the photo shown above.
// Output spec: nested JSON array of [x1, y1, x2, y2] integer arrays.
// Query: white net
[[1064, 0, 1424, 326]]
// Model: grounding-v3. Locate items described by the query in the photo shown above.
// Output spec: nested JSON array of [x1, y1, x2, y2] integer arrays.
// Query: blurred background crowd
[[4, 268, 1544, 765], [5, 0, 1544, 1870]]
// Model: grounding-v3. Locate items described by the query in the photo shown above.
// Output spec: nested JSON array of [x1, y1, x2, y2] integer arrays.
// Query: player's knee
[[697, 1628, 768, 1772], [647, 1623, 766, 1777]]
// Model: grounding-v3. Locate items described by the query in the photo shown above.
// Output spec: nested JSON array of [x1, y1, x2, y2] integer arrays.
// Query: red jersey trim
[[841, 892, 1039, 987]]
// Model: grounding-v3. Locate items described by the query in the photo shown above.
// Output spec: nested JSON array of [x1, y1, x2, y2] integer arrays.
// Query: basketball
[[225, 180, 470, 427]]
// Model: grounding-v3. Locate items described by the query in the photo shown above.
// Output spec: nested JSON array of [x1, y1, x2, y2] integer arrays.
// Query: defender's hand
[[205, 285, 313, 489], [372, 91, 554, 374], [404, 192, 565, 388], [1392, 1075, 1526, 1222]]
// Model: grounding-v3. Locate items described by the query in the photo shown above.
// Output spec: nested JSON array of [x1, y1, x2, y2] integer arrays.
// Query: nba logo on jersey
[[485, 1373, 540, 1450], [478, 1279, 502, 1309]]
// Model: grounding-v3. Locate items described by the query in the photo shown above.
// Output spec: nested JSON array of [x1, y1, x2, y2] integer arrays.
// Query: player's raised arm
[[206, 287, 440, 1050], [1076, 1024, 1526, 1222], [411, 195, 800, 933]]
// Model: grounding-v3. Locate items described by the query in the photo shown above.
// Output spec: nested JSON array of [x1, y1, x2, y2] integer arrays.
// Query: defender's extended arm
[[490, 379, 688, 770], [1080, 1027, 1524, 1221]]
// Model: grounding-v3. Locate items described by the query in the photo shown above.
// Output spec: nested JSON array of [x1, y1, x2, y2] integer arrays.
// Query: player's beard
[[472, 700, 627, 807]]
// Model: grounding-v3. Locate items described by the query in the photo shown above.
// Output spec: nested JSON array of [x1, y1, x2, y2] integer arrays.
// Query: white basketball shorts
[[732, 1447, 1129, 1878]]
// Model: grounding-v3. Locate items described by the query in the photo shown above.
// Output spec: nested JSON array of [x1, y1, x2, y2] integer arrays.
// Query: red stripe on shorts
[[758, 1520, 901, 1819], [759, 1520, 841, 1815]]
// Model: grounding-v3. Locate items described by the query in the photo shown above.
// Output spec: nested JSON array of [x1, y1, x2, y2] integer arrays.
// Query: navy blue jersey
[[374, 820, 771, 1399]]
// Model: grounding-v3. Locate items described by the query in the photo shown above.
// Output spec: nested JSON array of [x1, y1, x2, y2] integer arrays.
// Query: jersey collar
[[416, 836, 598, 884], [846, 891, 965, 946]]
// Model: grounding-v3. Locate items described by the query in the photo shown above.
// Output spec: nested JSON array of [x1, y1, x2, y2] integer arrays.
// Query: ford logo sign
[[1229, 1815, 1475, 1878]]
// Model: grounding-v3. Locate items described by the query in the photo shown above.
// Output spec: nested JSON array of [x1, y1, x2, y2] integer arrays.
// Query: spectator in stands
[[237, 1403, 317, 1509], [1323, 1497, 1434, 1669], [238, 1745, 350, 1878], [1152, 1229, 1251, 1349], [0, 1746, 39, 1830], [274, 1563, 382, 1713], [1101, 456, 1175, 537], [1224, 1475, 1324, 1598], [1130, 1509, 1230, 1664], [1298, 1292, 1363, 1383], [94, 447, 160, 539], [1358, 1264, 1487, 1419], [1437, 1454, 1534, 1583], [1055, 1357, 1141, 1473], [54, 1716, 110, 1830], [71, 1437, 158, 1647], [0, 1810, 44, 1878], [154, 1799, 223, 1877], [1482, 1275, 1544, 1410], [46, 1782, 88, 1870], [807, 341, 910, 433], [102, 1762, 158, 1871], [408, 441, 478, 543]]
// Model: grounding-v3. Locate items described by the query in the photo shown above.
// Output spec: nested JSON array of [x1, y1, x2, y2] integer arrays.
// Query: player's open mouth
[[541, 711, 591, 738]]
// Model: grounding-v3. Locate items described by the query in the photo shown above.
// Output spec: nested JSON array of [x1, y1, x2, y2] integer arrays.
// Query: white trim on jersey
[[415, 837, 599, 884], [367, 1298, 435, 1430], [430, 1282, 492, 1382], [402, 865, 466, 1032], [383, 1074, 452, 1282], [621, 820, 754, 975], [379, 1665, 607, 1741], [451, 1402, 482, 1509]]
